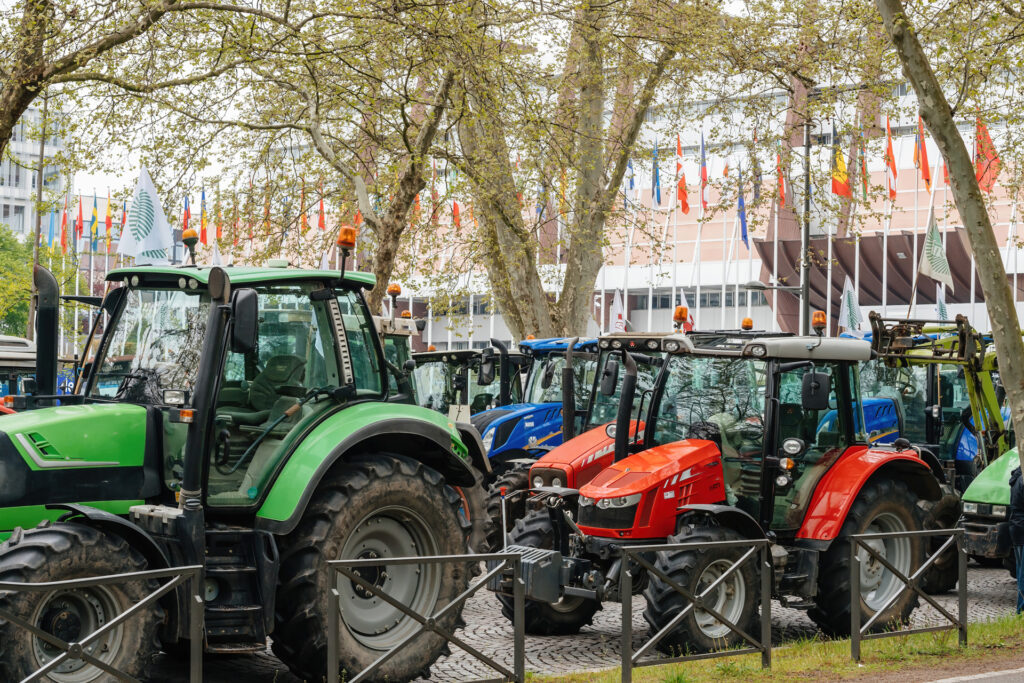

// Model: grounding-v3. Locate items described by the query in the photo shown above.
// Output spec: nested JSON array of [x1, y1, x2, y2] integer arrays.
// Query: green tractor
[[0, 262, 479, 681]]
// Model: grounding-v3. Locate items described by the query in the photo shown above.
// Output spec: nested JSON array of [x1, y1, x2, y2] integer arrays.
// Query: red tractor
[[492, 330, 943, 651]]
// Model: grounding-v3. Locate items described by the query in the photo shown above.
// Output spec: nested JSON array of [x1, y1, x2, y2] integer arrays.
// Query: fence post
[[189, 571, 203, 683], [621, 556, 633, 683], [327, 587, 340, 683], [760, 542, 771, 669], [513, 557, 525, 683], [850, 539, 861, 663], [957, 531, 968, 649]]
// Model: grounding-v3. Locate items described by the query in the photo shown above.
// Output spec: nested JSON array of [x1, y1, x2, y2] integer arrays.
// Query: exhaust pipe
[[561, 337, 579, 441], [33, 265, 59, 396], [490, 338, 512, 406], [613, 349, 638, 462]]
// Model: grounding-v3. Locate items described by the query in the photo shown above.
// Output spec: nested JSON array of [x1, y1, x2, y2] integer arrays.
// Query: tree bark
[[876, 0, 1024, 438]]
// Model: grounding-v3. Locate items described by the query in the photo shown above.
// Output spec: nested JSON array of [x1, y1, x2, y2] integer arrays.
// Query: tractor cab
[[413, 342, 527, 421], [375, 313, 424, 405], [0, 336, 38, 399], [493, 328, 943, 652]]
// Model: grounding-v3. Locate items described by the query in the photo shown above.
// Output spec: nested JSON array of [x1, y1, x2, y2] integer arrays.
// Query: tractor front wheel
[[0, 522, 162, 683], [643, 525, 758, 655], [486, 464, 531, 547], [919, 490, 961, 594], [497, 511, 599, 634], [454, 465, 498, 557], [272, 453, 469, 682], [809, 478, 924, 636]]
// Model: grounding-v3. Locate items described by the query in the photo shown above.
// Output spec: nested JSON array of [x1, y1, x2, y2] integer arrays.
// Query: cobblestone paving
[[150, 564, 1017, 682]]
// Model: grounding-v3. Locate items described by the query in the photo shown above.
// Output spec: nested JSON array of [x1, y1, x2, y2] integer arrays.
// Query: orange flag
[[975, 118, 1002, 193]]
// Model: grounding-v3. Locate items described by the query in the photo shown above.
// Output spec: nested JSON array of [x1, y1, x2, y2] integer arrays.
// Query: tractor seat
[[218, 354, 307, 426]]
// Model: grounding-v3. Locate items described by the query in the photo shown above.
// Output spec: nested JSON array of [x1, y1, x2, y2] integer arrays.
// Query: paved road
[[150, 563, 1018, 682]]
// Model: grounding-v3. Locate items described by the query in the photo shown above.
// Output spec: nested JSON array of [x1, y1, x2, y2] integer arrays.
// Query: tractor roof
[[107, 265, 376, 289], [518, 337, 599, 355], [660, 332, 872, 361]]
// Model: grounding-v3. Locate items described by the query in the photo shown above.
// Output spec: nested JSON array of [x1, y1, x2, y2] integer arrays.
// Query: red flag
[[60, 197, 68, 254], [776, 152, 786, 208], [452, 201, 461, 228], [975, 118, 1002, 193], [675, 134, 683, 175], [76, 197, 83, 238], [354, 210, 363, 227], [677, 174, 689, 215], [885, 117, 898, 201], [318, 197, 326, 231], [942, 162, 949, 185], [216, 206, 223, 240], [917, 117, 931, 192]]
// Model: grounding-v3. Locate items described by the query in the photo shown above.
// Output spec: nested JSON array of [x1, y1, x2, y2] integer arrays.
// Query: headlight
[[664, 340, 680, 352], [612, 340, 623, 349], [532, 475, 544, 488], [481, 429, 494, 452], [579, 495, 595, 507], [782, 438, 805, 456], [599, 339, 610, 349], [596, 493, 642, 509], [745, 344, 767, 357], [552, 477, 562, 487], [991, 505, 1008, 518], [646, 339, 659, 350], [605, 423, 617, 438], [963, 502, 978, 515]]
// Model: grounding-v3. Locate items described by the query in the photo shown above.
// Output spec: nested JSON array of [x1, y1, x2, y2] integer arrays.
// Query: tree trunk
[[876, 0, 1024, 438], [0, 0, 50, 160]]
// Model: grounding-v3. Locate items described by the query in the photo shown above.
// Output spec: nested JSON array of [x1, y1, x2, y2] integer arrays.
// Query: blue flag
[[652, 146, 661, 206], [47, 210, 55, 247], [738, 163, 748, 247], [625, 159, 635, 210], [536, 183, 546, 217]]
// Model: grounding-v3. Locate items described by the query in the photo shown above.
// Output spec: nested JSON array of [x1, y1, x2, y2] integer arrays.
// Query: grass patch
[[535, 615, 1024, 682]]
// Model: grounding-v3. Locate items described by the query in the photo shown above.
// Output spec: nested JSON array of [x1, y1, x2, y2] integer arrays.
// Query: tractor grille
[[578, 503, 638, 529]]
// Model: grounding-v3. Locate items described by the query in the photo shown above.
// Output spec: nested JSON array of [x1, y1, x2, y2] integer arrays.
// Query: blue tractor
[[471, 337, 599, 476]]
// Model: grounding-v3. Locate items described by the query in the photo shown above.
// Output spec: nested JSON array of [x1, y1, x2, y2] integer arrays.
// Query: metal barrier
[[0, 564, 204, 683], [328, 552, 525, 683], [619, 538, 772, 683], [850, 528, 967, 661]]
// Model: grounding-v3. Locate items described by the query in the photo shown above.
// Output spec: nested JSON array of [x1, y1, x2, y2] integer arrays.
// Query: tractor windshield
[[651, 355, 768, 452], [414, 360, 451, 412], [523, 354, 598, 407], [88, 287, 210, 403], [587, 349, 664, 428]]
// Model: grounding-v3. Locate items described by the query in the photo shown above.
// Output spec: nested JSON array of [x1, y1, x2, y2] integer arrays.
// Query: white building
[[0, 105, 71, 239]]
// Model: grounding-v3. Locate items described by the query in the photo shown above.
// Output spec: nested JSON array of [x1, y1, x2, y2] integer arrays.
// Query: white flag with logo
[[837, 275, 863, 334], [208, 239, 223, 266], [610, 289, 627, 332], [936, 283, 949, 319], [919, 208, 954, 293], [118, 166, 173, 264]]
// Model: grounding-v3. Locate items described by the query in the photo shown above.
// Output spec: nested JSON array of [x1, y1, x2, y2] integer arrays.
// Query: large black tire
[[643, 525, 758, 655], [808, 478, 924, 637], [272, 453, 470, 682], [919, 490, 961, 594], [486, 465, 531, 547], [497, 511, 600, 634], [0, 522, 162, 683], [454, 465, 498, 557], [970, 554, 1005, 568]]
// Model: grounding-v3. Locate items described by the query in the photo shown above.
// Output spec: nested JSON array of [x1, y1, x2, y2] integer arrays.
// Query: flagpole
[[721, 199, 729, 328], [826, 219, 833, 332], [723, 213, 739, 327], [882, 137, 903, 318], [908, 156, 943, 318]]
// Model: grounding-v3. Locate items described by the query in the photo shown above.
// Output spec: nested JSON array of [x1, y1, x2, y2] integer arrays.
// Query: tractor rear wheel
[[809, 478, 924, 637], [454, 465, 498, 557], [497, 511, 600, 634], [919, 490, 961, 594], [643, 525, 758, 655], [272, 453, 469, 682], [486, 464, 531, 547], [0, 522, 162, 683]]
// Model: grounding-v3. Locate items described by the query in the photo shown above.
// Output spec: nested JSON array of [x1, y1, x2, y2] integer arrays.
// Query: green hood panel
[[962, 448, 1019, 505], [1, 403, 148, 469], [257, 402, 466, 525]]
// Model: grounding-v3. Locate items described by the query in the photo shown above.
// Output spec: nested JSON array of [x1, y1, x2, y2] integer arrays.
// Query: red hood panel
[[580, 439, 721, 499], [531, 420, 644, 489]]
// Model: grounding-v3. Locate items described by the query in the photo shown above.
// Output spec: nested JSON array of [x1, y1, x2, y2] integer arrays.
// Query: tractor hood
[[529, 420, 645, 489], [0, 403, 151, 508], [579, 439, 722, 501], [962, 447, 1019, 505]]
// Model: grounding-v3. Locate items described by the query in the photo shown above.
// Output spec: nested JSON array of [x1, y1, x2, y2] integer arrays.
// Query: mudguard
[[256, 402, 474, 534], [797, 445, 941, 543], [47, 503, 170, 570], [677, 503, 766, 540], [456, 422, 491, 475]]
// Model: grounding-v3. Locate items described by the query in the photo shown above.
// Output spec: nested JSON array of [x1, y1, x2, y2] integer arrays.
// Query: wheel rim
[[30, 586, 125, 682], [337, 505, 442, 650], [858, 511, 912, 612], [549, 595, 586, 614], [693, 558, 747, 640]]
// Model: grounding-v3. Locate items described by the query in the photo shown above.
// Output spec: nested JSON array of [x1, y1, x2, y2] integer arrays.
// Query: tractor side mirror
[[231, 288, 259, 354], [541, 360, 556, 389], [600, 359, 620, 396], [477, 359, 496, 386], [801, 371, 831, 412], [403, 359, 417, 373], [20, 378, 37, 395]]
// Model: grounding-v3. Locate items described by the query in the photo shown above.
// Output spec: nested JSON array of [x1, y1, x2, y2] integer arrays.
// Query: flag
[[917, 116, 931, 192], [610, 289, 627, 332], [354, 209, 363, 227], [76, 196, 83, 239], [414, 192, 421, 220], [678, 289, 695, 331], [120, 200, 126, 243], [885, 116, 898, 201], [652, 145, 661, 206], [200, 188, 208, 245], [209, 239, 223, 266], [831, 125, 851, 197], [118, 166, 174, 264], [60, 197, 68, 254], [624, 159, 635, 210], [216, 204, 222, 240], [738, 163, 748, 247], [919, 208, 954, 293], [678, 174, 689, 215], [975, 118, 1002, 192], [936, 283, 949, 320], [676, 134, 683, 175], [838, 275, 863, 333], [536, 183, 546, 216], [183, 195, 191, 233], [89, 192, 99, 251], [104, 192, 112, 252], [700, 132, 709, 211], [776, 150, 786, 208], [722, 157, 730, 177], [300, 182, 308, 232], [452, 200, 461, 228], [46, 209, 55, 249], [318, 195, 326, 231]]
